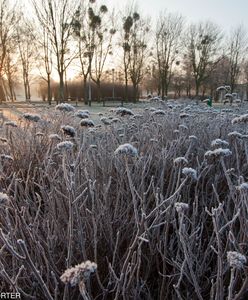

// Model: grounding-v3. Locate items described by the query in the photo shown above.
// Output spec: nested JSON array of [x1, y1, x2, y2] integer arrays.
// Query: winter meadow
[[1, 0, 248, 299]]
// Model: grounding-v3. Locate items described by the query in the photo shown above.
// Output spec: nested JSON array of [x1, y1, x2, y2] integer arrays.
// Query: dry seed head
[[4, 121, 17, 127], [0, 154, 14, 161], [237, 182, 248, 192], [60, 260, 97, 287], [227, 251, 246, 269], [57, 141, 74, 151], [211, 139, 229, 148], [56, 103, 75, 112], [0, 192, 10, 205], [173, 157, 188, 166], [49, 134, 62, 141], [182, 167, 197, 180], [175, 202, 189, 214], [23, 113, 41, 122], [205, 148, 232, 160], [61, 125, 76, 137], [114, 143, 138, 156]]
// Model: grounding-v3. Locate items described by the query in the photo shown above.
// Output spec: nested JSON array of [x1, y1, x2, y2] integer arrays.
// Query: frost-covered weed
[[236, 183, 248, 192], [116, 107, 134, 116], [152, 110, 166, 115], [232, 114, 248, 124], [49, 134, 62, 141], [0, 154, 13, 161], [211, 139, 229, 148], [100, 117, 112, 125], [80, 119, 95, 127], [2, 101, 248, 299], [4, 121, 17, 127], [61, 125, 76, 137], [57, 141, 74, 151], [0, 137, 8, 143], [75, 110, 90, 119], [180, 113, 190, 118], [174, 157, 188, 166], [182, 167, 197, 180], [0, 192, 10, 205], [175, 202, 189, 214], [189, 135, 198, 141], [227, 251, 246, 269], [114, 143, 138, 156], [56, 103, 75, 112], [60, 261, 97, 286], [227, 131, 243, 140], [23, 113, 41, 122], [205, 148, 232, 160]]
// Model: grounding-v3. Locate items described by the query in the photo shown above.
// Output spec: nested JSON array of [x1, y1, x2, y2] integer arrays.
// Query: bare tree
[[16, 19, 37, 101], [185, 21, 222, 97], [0, 0, 16, 102], [155, 12, 183, 99], [35, 23, 53, 105], [4, 48, 18, 101], [32, 0, 78, 102], [227, 25, 247, 93], [72, 0, 97, 105], [89, 3, 116, 102], [121, 10, 150, 102]]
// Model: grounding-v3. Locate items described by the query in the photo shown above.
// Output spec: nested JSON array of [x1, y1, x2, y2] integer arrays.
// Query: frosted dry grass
[[0, 103, 248, 299]]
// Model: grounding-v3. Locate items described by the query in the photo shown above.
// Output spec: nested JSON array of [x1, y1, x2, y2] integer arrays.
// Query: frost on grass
[[61, 125, 76, 137], [114, 143, 138, 156], [228, 131, 243, 139], [205, 148, 232, 160], [57, 141, 74, 151], [211, 139, 229, 148], [23, 113, 41, 122], [0, 192, 10, 205], [56, 103, 75, 112], [116, 107, 134, 116], [232, 114, 248, 124], [189, 135, 198, 141], [180, 112, 190, 118], [174, 157, 188, 166], [35, 132, 44, 137], [0, 154, 13, 161], [100, 117, 112, 125], [182, 167, 197, 180], [179, 124, 188, 131], [236, 183, 248, 192], [152, 109, 166, 116], [112, 117, 121, 123], [80, 119, 95, 127], [4, 121, 17, 127], [175, 202, 189, 214], [60, 260, 97, 287], [227, 251, 246, 269], [49, 134, 62, 141], [225, 93, 233, 99], [0, 137, 8, 143], [75, 110, 90, 119]]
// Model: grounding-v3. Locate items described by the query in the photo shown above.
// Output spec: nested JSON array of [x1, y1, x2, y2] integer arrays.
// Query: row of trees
[[0, 0, 248, 104]]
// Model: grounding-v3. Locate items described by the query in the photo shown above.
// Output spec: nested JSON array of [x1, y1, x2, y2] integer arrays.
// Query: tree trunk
[[132, 83, 138, 102], [124, 70, 128, 102], [47, 73, 51, 105], [27, 78, 31, 100], [195, 80, 200, 97], [59, 72, 64, 103], [83, 76, 88, 105], [96, 79, 101, 102]]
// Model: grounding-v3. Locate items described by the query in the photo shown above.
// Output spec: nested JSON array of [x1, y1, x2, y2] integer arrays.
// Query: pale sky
[[106, 0, 247, 31]]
